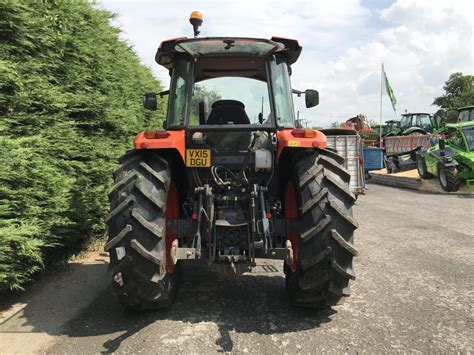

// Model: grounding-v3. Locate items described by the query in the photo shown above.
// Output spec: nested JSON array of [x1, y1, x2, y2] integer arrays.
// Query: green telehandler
[[416, 122, 474, 191]]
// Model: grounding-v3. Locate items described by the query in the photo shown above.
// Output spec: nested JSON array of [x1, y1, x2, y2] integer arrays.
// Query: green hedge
[[0, 0, 166, 291]]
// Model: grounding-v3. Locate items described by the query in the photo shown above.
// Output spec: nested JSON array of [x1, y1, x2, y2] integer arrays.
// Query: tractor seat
[[207, 100, 251, 125]]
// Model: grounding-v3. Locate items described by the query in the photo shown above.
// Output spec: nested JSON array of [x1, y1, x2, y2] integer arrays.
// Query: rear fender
[[133, 131, 188, 206], [276, 129, 327, 160], [403, 127, 426, 135], [134, 130, 185, 162], [441, 158, 458, 168], [415, 147, 426, 158]]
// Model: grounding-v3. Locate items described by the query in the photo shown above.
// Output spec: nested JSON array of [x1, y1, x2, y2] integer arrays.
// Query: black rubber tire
[[285, 148, 358, 308], [438, 165, 460, 192], [384, 157, 395, 174], [416, 155, 432, 179], [105, 150, 179, 310]]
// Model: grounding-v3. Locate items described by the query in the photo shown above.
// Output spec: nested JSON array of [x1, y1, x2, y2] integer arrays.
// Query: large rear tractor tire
[[284, 148, 358, 308], [438, 165, 460, 192], [105, 150, 180, 310]]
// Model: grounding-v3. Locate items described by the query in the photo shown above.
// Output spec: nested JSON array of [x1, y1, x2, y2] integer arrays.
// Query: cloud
[[292, 0, 473, 125], [99, 0, 473, 126]]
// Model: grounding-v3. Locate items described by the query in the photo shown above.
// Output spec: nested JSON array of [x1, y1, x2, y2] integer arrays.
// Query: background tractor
[[457, 105, 474, 122], [382, 119, 401, 137], [434, 105, 474, 125], [416, 122, 474, 191], [394, 112, 433, 136], [105, 12, 358, 310]]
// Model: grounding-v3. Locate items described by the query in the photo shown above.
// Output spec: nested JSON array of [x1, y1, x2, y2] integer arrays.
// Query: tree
[[330, 121, 341, 128], [433, 72, 474, 110], [189, 85, 221, 124], [0, 0, 165, 291]]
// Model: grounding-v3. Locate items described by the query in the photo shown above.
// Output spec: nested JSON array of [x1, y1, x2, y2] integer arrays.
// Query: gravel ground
[[2, 184, 473, 353]]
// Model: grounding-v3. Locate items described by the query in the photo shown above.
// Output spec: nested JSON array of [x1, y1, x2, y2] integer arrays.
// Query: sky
[[99, 0, 473, 127]]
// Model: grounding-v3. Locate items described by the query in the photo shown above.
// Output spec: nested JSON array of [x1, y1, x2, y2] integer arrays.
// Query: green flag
[[382, 64, 397, 111]]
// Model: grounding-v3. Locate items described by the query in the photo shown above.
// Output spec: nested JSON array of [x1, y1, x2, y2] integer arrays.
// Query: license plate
[[185, 149, 211, 167]]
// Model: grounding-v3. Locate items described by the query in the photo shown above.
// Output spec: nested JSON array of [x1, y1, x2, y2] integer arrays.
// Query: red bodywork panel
[[134, 130, 185, 161], [276, 129, 327, 159], [134, 128, 326, 162]]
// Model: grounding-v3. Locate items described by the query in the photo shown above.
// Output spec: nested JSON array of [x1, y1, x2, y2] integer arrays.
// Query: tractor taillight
[[291, 128, 317, 138], [143, 130, 170, 139]]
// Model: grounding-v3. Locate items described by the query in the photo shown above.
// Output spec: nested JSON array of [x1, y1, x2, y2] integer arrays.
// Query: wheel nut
[[114, 272, 124, 287]]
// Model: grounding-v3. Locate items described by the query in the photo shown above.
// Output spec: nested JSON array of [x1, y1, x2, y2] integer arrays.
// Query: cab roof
[[401, 112, 430, 116], [156, 36, 302, 69], [446, 121, 474, 129]]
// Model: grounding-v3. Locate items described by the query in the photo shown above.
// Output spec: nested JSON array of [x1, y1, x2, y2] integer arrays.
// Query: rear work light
[[291, 128, 317, 138], [143, 130, 170, 139]]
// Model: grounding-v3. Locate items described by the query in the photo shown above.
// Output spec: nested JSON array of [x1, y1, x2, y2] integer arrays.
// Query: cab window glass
[[417, 114, 431, 129], [269, 56, 295, 127], [189, 77, 270, 125], [464, 127, 474, 150], [168, 57, 191, 127], [459, 110, 470, 122], [447, 129, 465, 149]]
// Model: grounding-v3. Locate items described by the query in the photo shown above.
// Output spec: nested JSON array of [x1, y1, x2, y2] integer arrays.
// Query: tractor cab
[[383, 119, 400, 136], [149, 36, 318, 129], [143, 35, 321, 157], [457, 105, 474, 123], [398, 113, 432, 135], [444, 122, 474, 152]]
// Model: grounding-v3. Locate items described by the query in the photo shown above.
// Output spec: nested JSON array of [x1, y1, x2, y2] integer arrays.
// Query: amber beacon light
[[189, 11, 203, 38]]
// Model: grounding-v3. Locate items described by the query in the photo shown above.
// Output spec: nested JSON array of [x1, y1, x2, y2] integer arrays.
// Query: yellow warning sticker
[[288, 140, 301, 147], [185, 149, 211, 167]]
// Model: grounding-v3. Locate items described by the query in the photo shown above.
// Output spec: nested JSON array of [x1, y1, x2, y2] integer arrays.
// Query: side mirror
[[439, 138, 446, 150], [429, 136, 439, 146], [198, 102, 206, 125], [439, 138, 446, 156], [198, 96, 209, 125], [144, 93, 157, 110], [305, 89, 319, 108]]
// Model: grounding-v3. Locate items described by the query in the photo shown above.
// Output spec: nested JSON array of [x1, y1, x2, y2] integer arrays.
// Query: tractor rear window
[[189, 77, 271, 125]]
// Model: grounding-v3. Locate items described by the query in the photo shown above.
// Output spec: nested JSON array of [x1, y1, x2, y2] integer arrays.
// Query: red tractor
[[105, 12, 358, 310]]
